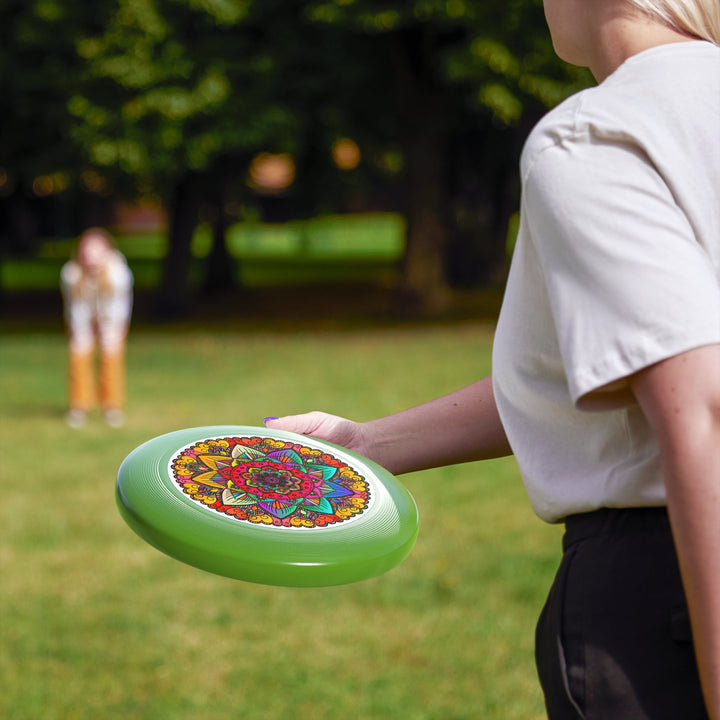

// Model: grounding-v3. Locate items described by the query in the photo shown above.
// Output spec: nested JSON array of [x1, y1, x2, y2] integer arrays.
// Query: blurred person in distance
[[60, 227, 133, 428]]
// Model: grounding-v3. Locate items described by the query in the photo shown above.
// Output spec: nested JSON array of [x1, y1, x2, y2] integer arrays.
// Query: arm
[[265, 375, 512, 475], [630, 344, 720, 719]]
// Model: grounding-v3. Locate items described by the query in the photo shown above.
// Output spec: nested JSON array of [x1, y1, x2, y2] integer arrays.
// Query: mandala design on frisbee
[[170, 437, 372, 529]]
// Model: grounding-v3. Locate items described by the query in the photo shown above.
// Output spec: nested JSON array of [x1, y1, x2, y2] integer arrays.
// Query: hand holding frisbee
[[116, 426, 419, 587]]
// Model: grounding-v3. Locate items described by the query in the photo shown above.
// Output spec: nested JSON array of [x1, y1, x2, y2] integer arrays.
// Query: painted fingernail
[[263, 416, 279, 424]]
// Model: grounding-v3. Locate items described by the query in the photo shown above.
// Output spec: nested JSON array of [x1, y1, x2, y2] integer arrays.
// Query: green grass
[[0, 323, 561, 720]]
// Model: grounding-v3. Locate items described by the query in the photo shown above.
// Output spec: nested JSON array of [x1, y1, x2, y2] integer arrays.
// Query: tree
[[69, 0, 370, 315], [0, 0, 592, 315], [303, 0, 592, 312], [0, 0, 98, 256]]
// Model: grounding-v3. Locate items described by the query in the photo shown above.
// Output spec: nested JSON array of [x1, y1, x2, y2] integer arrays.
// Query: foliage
[[0, 0, 87, 179], [304, 0, 591, 124], [0, 0, 591, 198], [68, 0, 297, 188]]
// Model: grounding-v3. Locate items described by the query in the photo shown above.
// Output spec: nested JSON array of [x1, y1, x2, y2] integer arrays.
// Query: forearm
[[663, 437, 720, 719], [631, 344, 720, 718], [360, 375, 512, 475]]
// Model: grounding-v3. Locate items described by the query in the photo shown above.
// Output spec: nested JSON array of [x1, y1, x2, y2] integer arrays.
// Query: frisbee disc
[[116, 426, 419, 587]]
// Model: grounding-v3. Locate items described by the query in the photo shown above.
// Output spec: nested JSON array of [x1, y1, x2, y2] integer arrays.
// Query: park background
[[0, 1, 593, 718]]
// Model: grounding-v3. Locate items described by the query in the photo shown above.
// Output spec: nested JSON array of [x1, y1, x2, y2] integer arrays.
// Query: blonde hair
[[78, 227, 115, 252], [627, 0, 720, 44]]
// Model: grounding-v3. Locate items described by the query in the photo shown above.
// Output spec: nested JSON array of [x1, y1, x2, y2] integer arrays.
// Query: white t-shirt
[[492, 41, 720, 523], [61, 250, 134, 353]]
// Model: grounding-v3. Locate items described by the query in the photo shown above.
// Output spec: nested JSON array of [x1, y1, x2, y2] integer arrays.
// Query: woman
[[61, 228, 133, 428], [266, 1, 720, 717]]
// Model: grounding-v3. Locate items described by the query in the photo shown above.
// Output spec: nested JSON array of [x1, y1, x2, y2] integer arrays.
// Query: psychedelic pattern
[[170, 436, 372, 529]]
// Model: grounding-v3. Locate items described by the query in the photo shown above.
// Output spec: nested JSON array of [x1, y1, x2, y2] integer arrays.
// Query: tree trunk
[[202, 182, 237, 297], [401, 128, 450, 314], [392, 28, 451, 316], [156, 172, 203, 319], [445, 123, 521, 288]]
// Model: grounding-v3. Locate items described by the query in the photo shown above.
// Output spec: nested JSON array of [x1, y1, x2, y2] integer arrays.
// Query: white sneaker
[[104, 409, 125, 428], [66, 409, 87, 429]]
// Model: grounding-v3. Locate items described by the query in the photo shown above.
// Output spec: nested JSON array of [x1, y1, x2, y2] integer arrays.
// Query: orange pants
[[68, 345, 126, 412]]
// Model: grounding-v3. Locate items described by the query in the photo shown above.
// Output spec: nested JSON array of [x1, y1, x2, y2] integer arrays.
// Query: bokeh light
[[332, 138, 361, 171], [247, 152, 296, 193]]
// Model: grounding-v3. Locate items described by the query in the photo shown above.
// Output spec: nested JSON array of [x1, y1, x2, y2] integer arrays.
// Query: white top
[[492, 41, 720, 523], [61, 250, 133, 353]]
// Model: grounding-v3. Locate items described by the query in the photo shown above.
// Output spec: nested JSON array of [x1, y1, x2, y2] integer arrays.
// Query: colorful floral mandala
[[170, 437, 372, 529]]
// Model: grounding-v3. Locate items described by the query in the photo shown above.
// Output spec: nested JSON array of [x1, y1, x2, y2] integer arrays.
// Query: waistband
[[563, 506, 670, 552]]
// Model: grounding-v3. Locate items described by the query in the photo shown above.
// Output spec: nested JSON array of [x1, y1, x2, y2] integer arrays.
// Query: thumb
[[263, 412, 325, 436]]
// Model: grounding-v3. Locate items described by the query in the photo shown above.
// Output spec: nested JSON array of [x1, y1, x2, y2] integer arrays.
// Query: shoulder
[[61, 260, 82, 287], [98, 250, 133, 291], [522, 41, 720, 184], [520, 74, 643, 183], [520, 91, 589, 181], [107, 251, 133, 280]]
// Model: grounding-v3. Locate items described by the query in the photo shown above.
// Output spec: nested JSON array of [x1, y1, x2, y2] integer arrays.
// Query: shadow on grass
[[0, 282, 505, 335]]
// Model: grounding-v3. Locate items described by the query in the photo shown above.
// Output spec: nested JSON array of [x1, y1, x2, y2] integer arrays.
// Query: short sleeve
[[525, 135, 720, 407], [98, 254, 134, 331], [60, 261, 81, 294]]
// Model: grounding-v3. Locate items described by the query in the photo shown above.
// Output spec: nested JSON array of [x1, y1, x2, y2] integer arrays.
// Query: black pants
[[535, 507, 708, 719]]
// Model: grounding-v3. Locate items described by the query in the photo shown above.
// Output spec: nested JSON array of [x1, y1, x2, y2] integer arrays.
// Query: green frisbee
[[116, 426, 419, 587]]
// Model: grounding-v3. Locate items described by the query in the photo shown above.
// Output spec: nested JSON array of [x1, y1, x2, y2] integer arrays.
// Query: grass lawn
[[0, 322, 561, 720]]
